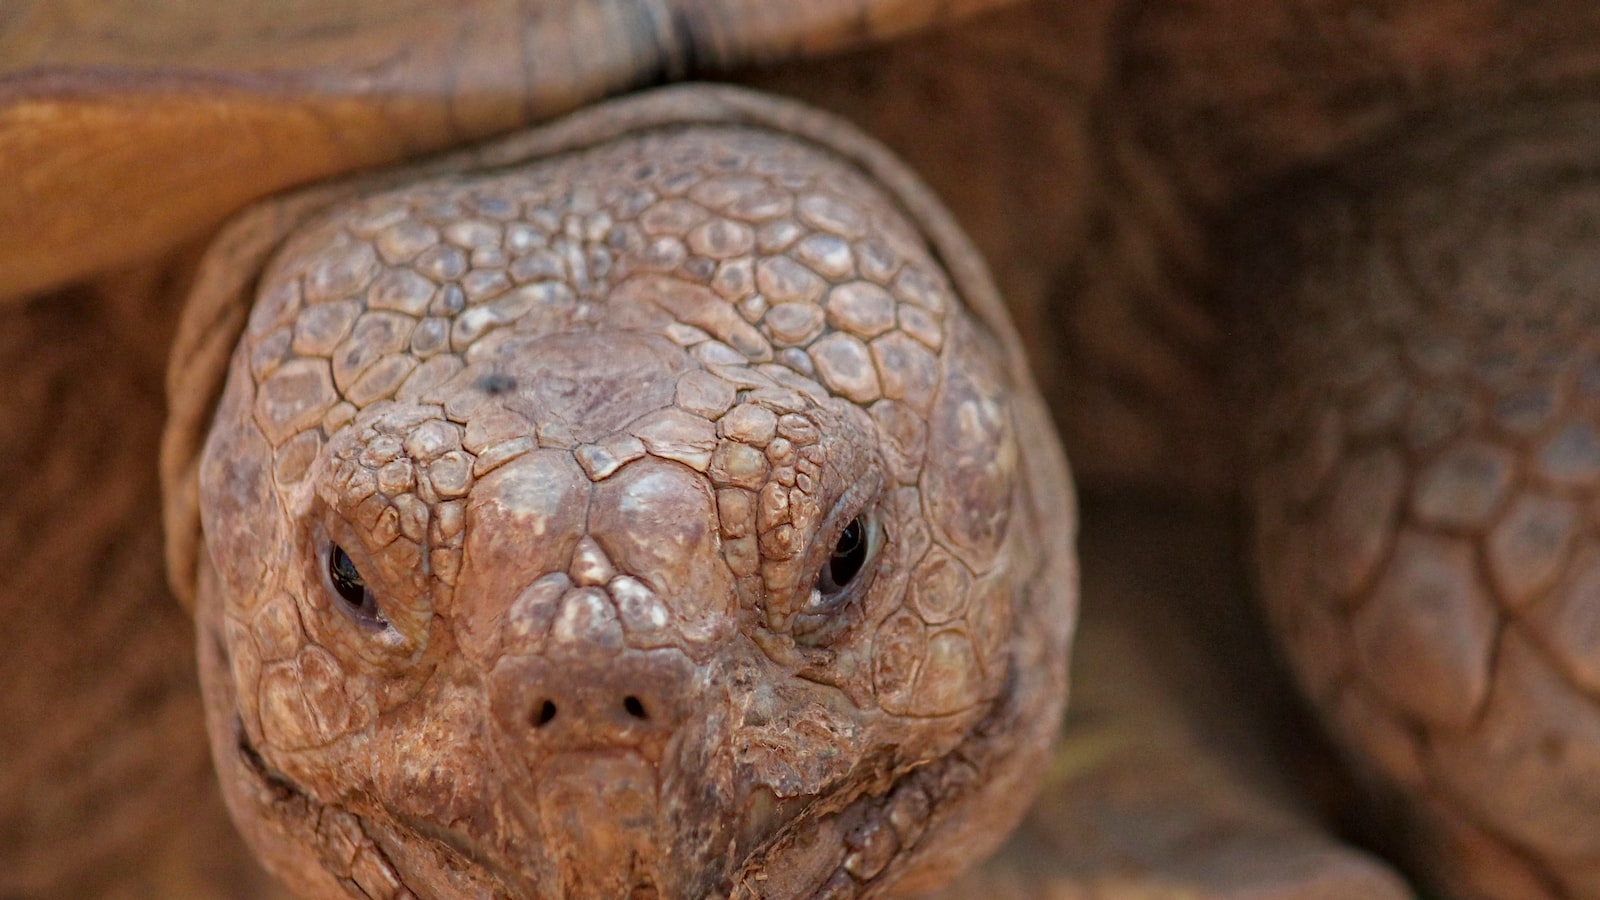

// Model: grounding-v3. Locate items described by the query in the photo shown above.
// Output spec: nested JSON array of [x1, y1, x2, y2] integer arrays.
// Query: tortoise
[[5, 0, 1600, 897]]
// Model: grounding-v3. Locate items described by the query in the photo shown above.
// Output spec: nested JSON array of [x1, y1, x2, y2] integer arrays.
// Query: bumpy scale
[[191, 95, 1076, 900]]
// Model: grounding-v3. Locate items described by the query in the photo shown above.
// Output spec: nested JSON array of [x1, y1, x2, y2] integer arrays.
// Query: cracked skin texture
[[184, 90, 1076, 898]]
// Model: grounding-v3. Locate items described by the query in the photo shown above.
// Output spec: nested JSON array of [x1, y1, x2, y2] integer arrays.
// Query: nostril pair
[[530, 696, 650, 728]]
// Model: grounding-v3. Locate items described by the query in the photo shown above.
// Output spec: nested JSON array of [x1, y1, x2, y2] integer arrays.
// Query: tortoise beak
[[533, 752, 665, 898]]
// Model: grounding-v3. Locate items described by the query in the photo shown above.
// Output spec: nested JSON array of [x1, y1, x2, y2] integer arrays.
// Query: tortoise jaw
[[531, 752, 664, 898]]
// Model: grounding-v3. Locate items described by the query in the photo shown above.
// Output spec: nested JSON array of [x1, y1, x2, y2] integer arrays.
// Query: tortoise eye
[[795, 513, 878, 645], [819, 516, 870, 597], [328, 544, 381, 621]]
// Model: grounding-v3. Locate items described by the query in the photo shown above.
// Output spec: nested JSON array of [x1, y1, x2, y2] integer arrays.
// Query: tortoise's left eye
[[328, 544, 383, 623]]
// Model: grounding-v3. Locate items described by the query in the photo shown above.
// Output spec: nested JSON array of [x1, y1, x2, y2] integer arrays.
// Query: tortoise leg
[[937, 496, 1409, 899], [0, 271, 280, 897], [1242, 99, 1600, 898]]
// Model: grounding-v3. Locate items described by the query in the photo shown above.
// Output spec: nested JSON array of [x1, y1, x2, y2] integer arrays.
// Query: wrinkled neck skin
[[191, 96, 1075, 899]]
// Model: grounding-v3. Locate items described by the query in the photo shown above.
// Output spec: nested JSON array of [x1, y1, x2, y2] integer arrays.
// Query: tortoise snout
[[492, 647, 694, 757], [524, 656, 684, 745]]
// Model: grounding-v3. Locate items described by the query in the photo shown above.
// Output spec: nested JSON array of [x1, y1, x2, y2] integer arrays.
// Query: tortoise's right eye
[[327, 544, 382, 622], [819, 515, 870, 597]]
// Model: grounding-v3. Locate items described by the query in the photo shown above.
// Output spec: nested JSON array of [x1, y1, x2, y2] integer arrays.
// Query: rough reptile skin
[[176, 88, 1077, 898]]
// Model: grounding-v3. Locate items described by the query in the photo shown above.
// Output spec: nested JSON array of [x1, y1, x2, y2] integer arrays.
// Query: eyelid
[[814, 473, 883, 557]]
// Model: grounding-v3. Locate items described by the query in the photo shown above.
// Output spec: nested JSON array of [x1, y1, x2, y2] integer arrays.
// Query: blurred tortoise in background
[[6, 1, 1600, 897]]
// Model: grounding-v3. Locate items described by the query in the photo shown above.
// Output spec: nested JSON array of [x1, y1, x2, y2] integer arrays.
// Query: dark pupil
[[826, 517, 868, 591], [329, 546, 368, 609]]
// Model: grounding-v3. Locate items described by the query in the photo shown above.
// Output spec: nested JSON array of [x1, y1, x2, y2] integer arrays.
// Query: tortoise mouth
[[227, 694, 1004, 899], [233, 716, 304, 806], [524, 751, 665, 897]]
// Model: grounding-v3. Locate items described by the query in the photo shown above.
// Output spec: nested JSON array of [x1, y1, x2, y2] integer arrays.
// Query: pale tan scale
[[692, 340, 748, 368], [709, 441, 770, 493], [511, 248, 565, 283], [375, 221, 441, 265], [760, 364, 834, 406], [795, 233, 856, 281], [332, 312, 413, 392], [1526, 548, 1600, 695], [872, 402, 929, 486], [292, 299, 364, 356], [763, 301, 825, 346], [425, 451, 474, 499], [345, 355, 416, 407], [755, 220, 805, 255], [1540, 420, 1600, 486], [776, 414, 819, 445], [871, 332, 939, 414], [248, 326, 292, 383], [1352, 531, 1496, 729], [405, 319, 452, 360], [907, 550, 971, 626], [765, 437, 797, 470], [471, 438, 534, 477], [1410, 442, 1516, 530], [687, 218, 755, 262], [716, 488, 756, 536], [720, 403, 779, 445], [676, 370, 738, 419], [855, 238, 901, 286], [461, 269, 512, 304], [825, 281, 896, 339], [412, 241, 467, 280], [442, 219, 502, 251], [252, 592, 308, 663], [1486, 494, 1581, 607], [303, 234, 378, 305], [273, 430, 323, 486], [897, 304, 943, 352], [254, 359, 338, 446], [631, 408, 719, 472], [809, 332, 882, 405], [756, 255, 827, 306]]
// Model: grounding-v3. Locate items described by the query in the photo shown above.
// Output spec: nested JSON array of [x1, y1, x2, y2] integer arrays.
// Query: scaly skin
[[1243, 100, 1600, 898], [178, 87, 1076, 898]]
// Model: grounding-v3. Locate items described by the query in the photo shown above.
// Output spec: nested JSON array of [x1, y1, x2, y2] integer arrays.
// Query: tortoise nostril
[[623, 695, 648, 720], [501, 651, 690, 745]]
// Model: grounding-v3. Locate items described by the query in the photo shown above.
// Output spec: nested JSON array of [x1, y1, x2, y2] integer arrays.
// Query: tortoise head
[[182, 87, 1075, 898]]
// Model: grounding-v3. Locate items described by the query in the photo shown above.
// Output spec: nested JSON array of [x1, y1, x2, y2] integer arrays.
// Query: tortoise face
[[196, 125, 1055, 898]]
